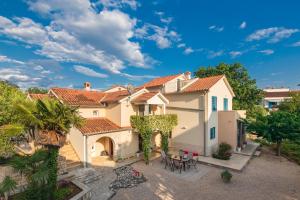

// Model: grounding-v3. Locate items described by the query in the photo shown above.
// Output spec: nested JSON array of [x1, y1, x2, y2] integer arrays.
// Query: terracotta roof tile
[[143, 74, 182, 88], [50, 88, 105, 106], [264, 90, 300, 98], [28, 93, 49, 100], [78, 118, 131, 135], [101, 90, 131, 103], [183, 75, 224, 93], [131, 92, 158, 103]]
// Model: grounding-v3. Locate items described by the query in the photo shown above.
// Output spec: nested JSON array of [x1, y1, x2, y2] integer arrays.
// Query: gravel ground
[[112, 148, 300, 200]]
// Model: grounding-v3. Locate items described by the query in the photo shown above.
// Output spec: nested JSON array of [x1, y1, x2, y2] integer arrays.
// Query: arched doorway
[[95, 137, 114, 158]]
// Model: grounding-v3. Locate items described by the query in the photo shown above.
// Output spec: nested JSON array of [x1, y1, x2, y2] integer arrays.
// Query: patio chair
[[173, 159, 183, 173], [165, 156, 174, 171], [161, 150, 167, 163], [187, 152, 197, 169], [179, 149, 184, 158]]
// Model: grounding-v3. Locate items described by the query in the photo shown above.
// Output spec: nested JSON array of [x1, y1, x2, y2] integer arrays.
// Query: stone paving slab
[[197, 153, 251, 171]]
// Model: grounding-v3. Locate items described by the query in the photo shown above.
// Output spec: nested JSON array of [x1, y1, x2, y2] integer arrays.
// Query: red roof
[[28, 93, 49, 100], [101, 90, 131, 103], [183, 75, 224, 93], [50, 88, 105, 106], [78, 118, 131, 135], [131, 92, 158, 103], [264, 90, 300, 98], [143, 74, 182, 88]]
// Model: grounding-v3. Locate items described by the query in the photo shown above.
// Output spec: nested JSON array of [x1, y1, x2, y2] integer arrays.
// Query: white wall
[[69, 127, 85, 161], [206, 78, 233, 155], [79, 108, 105, 118], [86, 130, 139, 163]]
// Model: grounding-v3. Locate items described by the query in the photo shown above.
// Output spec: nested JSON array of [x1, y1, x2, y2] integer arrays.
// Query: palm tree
[[16, 99, 83, 199], [0, 176, 17, 200]]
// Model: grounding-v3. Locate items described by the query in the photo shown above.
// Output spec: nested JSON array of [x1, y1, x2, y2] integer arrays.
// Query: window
[[210, 127, 216, 140], [212, 96, 217, 111], [93, 110, 99, 116], [224, 98, 228, 111]]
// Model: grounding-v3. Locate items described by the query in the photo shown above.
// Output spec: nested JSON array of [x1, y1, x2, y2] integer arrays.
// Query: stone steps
[[59, 143, 83, 174]]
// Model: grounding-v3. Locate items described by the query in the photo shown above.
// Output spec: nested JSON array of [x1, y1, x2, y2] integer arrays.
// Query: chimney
[[84, 82, 91, 91], [184, 71, 191, 80]]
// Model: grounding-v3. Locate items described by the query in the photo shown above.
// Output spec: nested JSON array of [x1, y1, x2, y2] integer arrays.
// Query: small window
[[93, 110, 99, 116], [212, 96, 217, 111], [210, 127, 216, 140], [224, 98, 228, 111]]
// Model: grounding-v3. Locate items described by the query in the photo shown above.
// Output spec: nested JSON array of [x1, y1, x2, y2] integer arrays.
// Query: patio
[[113, 148, 300, 200]]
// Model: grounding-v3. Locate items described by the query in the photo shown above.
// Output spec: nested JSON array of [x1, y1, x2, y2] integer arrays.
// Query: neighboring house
[[28, 72, 246, 166], [263, 88, 300, 110]]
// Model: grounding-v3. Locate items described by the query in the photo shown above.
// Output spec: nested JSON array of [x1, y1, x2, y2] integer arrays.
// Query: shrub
[[281, 141, 300, 165], [213, 143, 232, 160], [221, 170, 232, 183], [54, 187, 72, 200]]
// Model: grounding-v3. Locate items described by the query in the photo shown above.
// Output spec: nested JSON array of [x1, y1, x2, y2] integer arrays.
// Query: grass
[[253, 137, 300, 165], [281, 141, 300, 165]]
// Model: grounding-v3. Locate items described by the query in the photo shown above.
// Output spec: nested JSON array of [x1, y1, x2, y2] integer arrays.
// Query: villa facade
[[29, 73, 246, 166]]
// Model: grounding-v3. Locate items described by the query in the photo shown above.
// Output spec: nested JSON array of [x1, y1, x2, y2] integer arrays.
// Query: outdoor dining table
[[170, 154, 189, 171]]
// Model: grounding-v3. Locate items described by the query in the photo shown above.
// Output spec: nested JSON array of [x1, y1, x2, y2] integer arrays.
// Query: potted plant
[[221, 170, 232, 183]]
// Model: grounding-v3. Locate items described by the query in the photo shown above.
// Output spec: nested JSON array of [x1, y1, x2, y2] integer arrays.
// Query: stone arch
[[94, 136, 115, 158]]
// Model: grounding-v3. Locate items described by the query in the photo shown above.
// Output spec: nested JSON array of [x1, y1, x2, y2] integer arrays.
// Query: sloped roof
[[142, 74, 182, 88], [131, 92, 158, 103], [78, 118, 131, 136], [50, 88, 105, 106], [183, 75, 224, 93], [264, 90, 300, 98], [101, 90, 131, 103], [28, 93, 49, 100]]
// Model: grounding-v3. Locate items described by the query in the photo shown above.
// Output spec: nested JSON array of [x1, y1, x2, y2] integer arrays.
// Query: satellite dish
[[127, 84, 135, 95]]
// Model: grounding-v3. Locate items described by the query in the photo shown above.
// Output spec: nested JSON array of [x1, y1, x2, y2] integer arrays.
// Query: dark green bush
[[213, 143, 232, 160], [221, 170, 232, 183]]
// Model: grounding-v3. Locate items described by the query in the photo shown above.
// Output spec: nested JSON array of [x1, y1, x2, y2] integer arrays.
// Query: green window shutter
[[210, 127, 216, 140], [212, 96, 217, 111], [224, 98, 228, 111]]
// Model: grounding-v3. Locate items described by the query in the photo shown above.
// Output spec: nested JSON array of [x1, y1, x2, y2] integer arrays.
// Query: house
[[28, 72, 246, 166], [263, 88, 300, 110], [142, 72, 246, 156]]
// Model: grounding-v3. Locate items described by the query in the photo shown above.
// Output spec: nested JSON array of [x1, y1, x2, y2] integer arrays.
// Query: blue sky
[[0, 0, 300, 90]]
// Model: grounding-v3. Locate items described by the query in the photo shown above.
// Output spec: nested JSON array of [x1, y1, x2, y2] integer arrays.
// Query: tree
[[16, 99, 83, 199], [0, 176, 17, 200], [9, 150, 50, 199], [248, 111, 300, 156], [26, 87, 48, 94], [278, 93, 300, 115], [0, 124, 24, 158], [194, 63, 263, 111], [0, 81, 26, 126]]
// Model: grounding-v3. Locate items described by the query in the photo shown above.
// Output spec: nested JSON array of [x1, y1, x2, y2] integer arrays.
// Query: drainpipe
[[203, 91, 208, 156], [83, 135, 87, 168]]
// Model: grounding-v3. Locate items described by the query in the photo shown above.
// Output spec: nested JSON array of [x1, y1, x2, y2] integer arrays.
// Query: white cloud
[[0, 68, 30, 82], [183, 47, 194, 55], [0, 0, 152, 75], [292, 41, 300, 47], [74, 65, 108, 78], [229, 51, 243, 58], [94, 0, 140, 10], [258, 49, 274, 55], [246, 27, 299, 43], [136, 23, 181, 49], [208, 25, 224, 32], [121, 73, 157, 81], [154, 11, 173, 24], [239, 21, 247, 29], [0, 55, 24, 64], [208, 50, 224, 58]]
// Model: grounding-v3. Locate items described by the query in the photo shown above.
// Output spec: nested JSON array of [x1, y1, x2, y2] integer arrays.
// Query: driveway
[[112, 148, 300, 200]]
